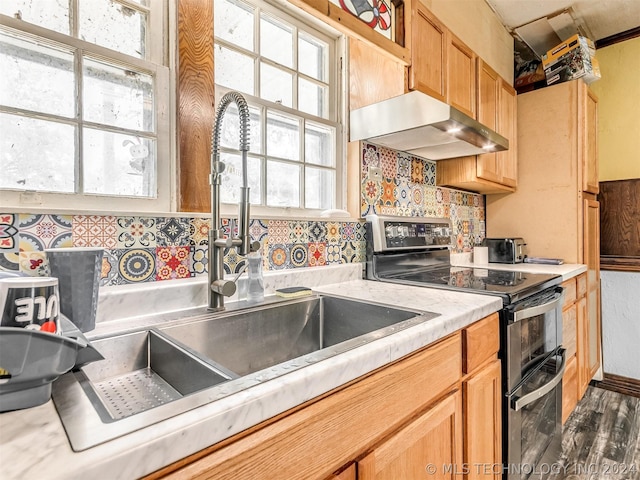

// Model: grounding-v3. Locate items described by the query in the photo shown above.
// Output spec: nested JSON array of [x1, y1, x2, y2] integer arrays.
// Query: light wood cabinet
[[409, 2, 447, 101], [359, 391, 463, 480], [151, 314, 502, 480], [409, 3, 476, 119], [486, 81, 601, 389], [436, 59, 517, 194]]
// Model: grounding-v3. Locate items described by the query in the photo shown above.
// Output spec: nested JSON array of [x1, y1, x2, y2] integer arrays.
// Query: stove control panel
[[366, 215, 453, 252]]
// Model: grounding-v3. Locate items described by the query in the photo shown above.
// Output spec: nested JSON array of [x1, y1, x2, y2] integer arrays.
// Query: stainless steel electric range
[[365, 215, 565, 480]]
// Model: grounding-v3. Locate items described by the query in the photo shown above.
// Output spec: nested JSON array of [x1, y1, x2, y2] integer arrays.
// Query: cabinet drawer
[[562, 304, 577, 357], [463, 313, 499, 374], [562, 355, 578, 424], [562, 278, 577, 308], [577, 273, 587, 298]]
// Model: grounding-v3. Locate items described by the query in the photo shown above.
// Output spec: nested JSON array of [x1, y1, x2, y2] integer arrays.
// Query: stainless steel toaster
[[483, 238, 527, 263]]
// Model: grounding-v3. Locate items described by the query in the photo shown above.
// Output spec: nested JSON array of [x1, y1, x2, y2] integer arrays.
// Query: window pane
[[267, 161, 299, 207], [260, 62, 292, 107], [214, 0, 254, 51], [83, 128, 155, 197], [267, 111, 299, 160], [219, 153, 261, 204], [0, 31, 75, 117], [219, 104, 262, 154], [305, 167, 334, 209], [305, 122, 335, 166], [298, 77, 328, 118], [260, 13, 292, 68], [215, 44, 254, 95], [0, 1, 70, 34], [298, 33, 327, 81], [83, 58, 154, 132], [79, 0, 147, 58], [0, 113, 75, 192]]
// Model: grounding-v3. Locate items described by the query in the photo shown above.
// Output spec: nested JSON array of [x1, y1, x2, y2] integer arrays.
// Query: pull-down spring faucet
[[208, 91, 260, 311]]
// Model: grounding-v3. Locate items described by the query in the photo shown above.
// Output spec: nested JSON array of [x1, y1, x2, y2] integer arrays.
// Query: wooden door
[[358, 391, 463, 480], [562, 355, 578, 424], [582, 87, 599, 194], [409, 3, 447, 101], [447, 33, 476, 118], [577, 295, 589, 399], [584, 198, 601, 379], [476, 59, 500, 184], [463, 359, 501, 480], [495, 79, 517, 187]]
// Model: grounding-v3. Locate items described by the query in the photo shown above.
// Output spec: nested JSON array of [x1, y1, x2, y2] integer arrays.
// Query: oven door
[[505, 348, 566, 479]]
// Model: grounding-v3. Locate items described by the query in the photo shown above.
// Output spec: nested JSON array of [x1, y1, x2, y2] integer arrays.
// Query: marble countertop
[[451, 260, 587, 281], [0, 274, 502, 480]]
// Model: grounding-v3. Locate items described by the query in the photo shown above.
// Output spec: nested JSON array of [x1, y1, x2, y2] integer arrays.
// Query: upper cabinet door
[[409, 2, 447, 101], [448, 33, 476, 118], [476, 59, 500, 184], [496, 79, 517, 188], [582, 87, 599, 194]]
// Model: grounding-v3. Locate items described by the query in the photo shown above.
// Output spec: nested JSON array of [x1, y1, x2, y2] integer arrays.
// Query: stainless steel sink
[[75, 330, 236, 421], [160, 295, 420, 376], [52, 294, 438, 451]]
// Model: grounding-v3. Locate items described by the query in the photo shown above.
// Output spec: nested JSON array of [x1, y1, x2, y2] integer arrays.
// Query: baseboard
[[592, 373, 640, 398]]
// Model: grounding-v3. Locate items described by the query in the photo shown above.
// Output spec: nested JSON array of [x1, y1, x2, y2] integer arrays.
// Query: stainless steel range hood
[[350, 91, 508, 160]]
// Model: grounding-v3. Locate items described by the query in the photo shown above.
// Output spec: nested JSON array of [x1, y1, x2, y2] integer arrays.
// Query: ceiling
[[486, 0, 640, 57]]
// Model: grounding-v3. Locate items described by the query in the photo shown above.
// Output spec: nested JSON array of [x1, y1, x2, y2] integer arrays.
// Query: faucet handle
[[211, 279, 236, 297], [249, 241, 261, 253]]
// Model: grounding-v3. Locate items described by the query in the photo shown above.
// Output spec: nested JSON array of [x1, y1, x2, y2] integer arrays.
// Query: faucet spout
[[208, 92, 257, 311]]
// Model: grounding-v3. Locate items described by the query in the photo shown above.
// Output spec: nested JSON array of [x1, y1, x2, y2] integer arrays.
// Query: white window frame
[[215, 0, 347, 219], [0, 0, 173, 214]]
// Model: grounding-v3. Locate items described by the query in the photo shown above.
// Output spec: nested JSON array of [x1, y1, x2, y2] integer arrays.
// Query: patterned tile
[[379, 205, 398, 216], [308, 221, 328, 242], [362, 143, 379, 179], [411, 158, 425, 183], [288, 221, 309, 244], [156, 217, 191, 247], [0, 252, 19, 271], [379, 146, 397, 179], [354, 222, 366, 241], [380, 178, 397, 206], [341, 222, 356, 241], [411, 184, 424, 211], [326, 243, 341, 264], [249, 219, 268, 243], [267, 220, 290, 243], [424, 160, 436, 186], [116, 217, 156, 248], [362, 178, 381, 207], [268, 243, 290, 270], [0, 214, 19, 251], [116, 248, 156, 284], [191, 246, 208, 276], [18, 251, 48, 276], [290, 243, 308, 268], [190, 217, 211, 246], [156, 246, 192, 280], [397, 153, 411, 180], [100, 249, 119, 286], [72, 215, 117, 248], [220, 218, 238, 239], [223, 247, 246, 274], [341, 241, 357, 264], [308, 242, 327, 267], [325, 222, 341, 244], [19, 214, 72, 250]]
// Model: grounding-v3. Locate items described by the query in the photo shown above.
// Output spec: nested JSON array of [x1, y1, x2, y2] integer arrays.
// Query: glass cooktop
[[381, 266, 561, 304]]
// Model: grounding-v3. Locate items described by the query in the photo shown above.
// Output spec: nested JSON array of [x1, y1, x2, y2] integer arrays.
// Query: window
[[214, 0, 344, 212], [0, 0, 170, 212]]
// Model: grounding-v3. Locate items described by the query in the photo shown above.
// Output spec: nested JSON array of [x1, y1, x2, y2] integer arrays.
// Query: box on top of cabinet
[[542, 34, 601, 86], [542, 34, 595, 68]]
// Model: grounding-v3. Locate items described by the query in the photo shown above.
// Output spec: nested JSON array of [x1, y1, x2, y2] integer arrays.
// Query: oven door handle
[[512, 292, 563, 323], [510, 348, 566, 412]]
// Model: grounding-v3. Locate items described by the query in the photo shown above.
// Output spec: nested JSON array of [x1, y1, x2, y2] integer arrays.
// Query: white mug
[[0, 277, 61, 334]]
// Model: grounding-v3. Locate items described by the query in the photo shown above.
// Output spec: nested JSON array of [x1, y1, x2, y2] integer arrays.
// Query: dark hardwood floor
[[546, 386, 640, 479]]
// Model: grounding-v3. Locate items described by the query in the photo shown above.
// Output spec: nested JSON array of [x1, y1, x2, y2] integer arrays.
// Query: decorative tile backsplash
[[0, 143, 486, 287], [360, 142, 486, 251], [0, 213, 366, 286]]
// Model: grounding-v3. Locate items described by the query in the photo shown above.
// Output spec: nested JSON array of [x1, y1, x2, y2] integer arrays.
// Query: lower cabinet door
[[463, 359, 502, 480], [358, 390, 463, 480]]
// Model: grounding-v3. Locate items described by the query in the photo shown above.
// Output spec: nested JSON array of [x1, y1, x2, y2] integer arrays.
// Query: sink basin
[[160, 295, 420, 376], [52, 294, 438, 451], [76, 330, 236, 421]]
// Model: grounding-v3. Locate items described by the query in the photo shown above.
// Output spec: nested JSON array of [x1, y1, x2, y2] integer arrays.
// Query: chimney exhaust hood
[[350, 91, 508, 160]]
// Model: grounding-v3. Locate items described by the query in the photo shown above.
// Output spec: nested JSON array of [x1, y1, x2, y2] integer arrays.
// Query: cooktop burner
[[382, 266, 561, 304]]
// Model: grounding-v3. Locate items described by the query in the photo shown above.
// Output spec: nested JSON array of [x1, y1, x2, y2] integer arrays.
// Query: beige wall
[[589, 36, 640, 181], [419, 0, 513, 81]]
